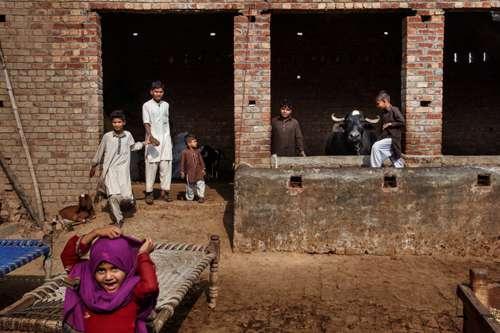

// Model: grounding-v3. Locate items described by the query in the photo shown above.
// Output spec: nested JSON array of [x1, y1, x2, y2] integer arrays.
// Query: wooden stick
[[0, 41, 45, 223], [0, 150, 40, 224]]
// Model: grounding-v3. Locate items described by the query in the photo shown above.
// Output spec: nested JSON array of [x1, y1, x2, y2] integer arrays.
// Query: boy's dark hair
[[151, 80, 165, 90], [376, 90, 391, 102], [280, 99, 294, 110], [184, 133, 197, 144], [110, 110, 126, 121]]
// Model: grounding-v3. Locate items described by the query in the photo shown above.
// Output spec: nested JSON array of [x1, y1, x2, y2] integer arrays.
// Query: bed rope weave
[[0, 237, 220, 333]]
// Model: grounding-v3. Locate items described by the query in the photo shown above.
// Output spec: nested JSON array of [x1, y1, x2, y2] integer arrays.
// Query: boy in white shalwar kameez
[[143, 81, 173, 204], [90, 110, 145, 227]]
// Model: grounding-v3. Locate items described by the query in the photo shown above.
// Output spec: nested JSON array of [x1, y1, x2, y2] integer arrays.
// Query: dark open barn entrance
[[271, 12, 405, 156], [443, 12, 500, 155], [101, 13, 234, 181]]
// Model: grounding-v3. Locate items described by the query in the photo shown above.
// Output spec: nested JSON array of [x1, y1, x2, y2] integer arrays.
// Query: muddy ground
[[1, 181, 499, 333]]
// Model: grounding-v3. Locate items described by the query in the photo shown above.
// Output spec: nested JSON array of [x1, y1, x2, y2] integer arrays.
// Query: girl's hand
[[95, 226, 122, 239], [81, 226, 121, 246], [138, 237, 155, 254]]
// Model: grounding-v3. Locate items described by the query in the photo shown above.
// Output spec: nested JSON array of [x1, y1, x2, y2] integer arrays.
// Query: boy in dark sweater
[[370, 91, 405, 168], [180, 134, 206, 203]]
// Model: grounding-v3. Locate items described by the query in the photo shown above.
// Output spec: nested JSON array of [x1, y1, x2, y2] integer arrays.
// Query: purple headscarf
[[63, 235, 157, 333]]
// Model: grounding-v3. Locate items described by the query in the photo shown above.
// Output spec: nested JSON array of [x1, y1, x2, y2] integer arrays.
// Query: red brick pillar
[[402, 11, 444, 156], [234, 11, 271, 167]]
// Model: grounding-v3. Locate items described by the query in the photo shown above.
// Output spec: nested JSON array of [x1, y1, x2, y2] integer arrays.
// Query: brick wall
[[0, 167, 29, 224], [0, 1, 499, 214], [402, 11, 444, 156], [234, 8, 271, 167], [0, 2, 103, 214]]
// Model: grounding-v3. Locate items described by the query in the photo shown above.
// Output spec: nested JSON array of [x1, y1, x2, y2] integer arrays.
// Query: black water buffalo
[[201, 145, 223, 181], [325, 110, 380, 155]]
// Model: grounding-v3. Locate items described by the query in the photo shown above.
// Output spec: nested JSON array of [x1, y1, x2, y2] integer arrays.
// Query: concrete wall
[[234, 166, 500, 256]]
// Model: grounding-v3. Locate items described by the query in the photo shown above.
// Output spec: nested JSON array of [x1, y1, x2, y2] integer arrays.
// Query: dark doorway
[[443, 12, 500, 155], [101, 13, 234, 180], [271, 13, 405, 156]]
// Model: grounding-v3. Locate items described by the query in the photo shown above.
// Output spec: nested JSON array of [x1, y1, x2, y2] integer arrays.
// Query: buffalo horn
[[331, 113, 345, 122], [365, 116, 380, 124]]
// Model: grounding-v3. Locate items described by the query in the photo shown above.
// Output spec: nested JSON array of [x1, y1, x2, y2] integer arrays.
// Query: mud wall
[[234, 166, 500, 256]]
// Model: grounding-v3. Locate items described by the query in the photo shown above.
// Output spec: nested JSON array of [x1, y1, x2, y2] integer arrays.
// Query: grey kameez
[[92, 130, 144, 221]]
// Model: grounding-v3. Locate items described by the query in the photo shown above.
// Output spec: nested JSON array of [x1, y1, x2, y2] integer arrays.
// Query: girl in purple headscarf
[[60, 226, 159, 333]]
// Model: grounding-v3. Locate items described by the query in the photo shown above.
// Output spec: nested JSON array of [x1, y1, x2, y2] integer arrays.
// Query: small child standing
[[180, 134, 206, 203], [90, 110, 145, 227], [61, 226, 158, 333]]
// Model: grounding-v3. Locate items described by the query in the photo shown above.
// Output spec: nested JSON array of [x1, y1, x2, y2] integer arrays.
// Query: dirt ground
[[2, 181, 500, 333]]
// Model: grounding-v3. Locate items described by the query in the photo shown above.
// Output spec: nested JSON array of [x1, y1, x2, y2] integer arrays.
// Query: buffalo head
[[330, 110, 380, 154]]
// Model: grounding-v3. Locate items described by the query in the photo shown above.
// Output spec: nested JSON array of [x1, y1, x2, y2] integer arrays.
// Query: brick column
[[402, 12, 444, 156], [234, 11, 271, 167]]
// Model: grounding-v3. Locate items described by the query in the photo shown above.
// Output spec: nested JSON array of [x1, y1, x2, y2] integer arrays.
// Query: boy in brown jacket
[[180, 134, 206, 203]]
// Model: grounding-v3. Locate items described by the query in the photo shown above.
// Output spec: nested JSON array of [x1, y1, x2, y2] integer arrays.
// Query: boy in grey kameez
[[90, 110, 145, 227]]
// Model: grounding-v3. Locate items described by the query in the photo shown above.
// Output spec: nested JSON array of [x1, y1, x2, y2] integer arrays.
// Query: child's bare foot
[[161, 191, 173, 202]]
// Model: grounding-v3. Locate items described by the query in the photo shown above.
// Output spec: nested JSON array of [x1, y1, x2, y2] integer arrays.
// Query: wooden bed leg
[[208, 234, 220, 309], [470, 268, 489, 307], [42, 220, 56, 280]]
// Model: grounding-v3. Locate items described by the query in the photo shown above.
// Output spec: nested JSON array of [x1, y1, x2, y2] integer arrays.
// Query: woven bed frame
[[0, 235, 220, 333], [0, 240, 51, 279]]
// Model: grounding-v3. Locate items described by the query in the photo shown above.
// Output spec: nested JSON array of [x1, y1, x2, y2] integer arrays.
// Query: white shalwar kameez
[[92, 130, 144, 222], [142, 99, 173, 193]]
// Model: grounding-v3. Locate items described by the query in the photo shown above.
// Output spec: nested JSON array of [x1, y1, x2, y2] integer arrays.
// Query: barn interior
[[271, 12, 405, 156], [443, 11, 500, 155], [101, 13, 234, 180]]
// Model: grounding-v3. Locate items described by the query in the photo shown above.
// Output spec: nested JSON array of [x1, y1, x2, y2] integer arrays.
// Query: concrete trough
[[234, 166, 500, 256]]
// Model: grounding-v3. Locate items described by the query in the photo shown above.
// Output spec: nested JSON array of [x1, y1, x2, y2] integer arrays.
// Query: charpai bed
[[0, 235, 220, 333], [0, 240, 51, 279]]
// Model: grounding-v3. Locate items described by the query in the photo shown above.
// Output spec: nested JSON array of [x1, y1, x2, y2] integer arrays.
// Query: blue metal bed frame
[[0, 240, 50, 278]]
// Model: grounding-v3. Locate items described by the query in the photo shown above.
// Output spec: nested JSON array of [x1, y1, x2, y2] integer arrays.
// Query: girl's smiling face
[[94, 261, 126, 293]]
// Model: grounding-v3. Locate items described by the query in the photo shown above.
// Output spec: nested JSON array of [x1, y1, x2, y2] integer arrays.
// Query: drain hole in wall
[[477, 174, 491, 186], [289, 176, 303, 188], [383, 175, 397, 188]]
